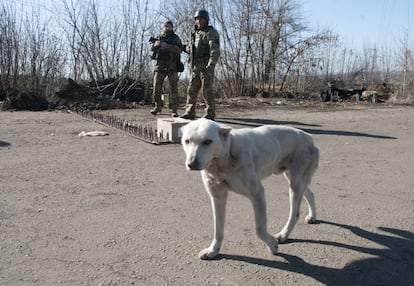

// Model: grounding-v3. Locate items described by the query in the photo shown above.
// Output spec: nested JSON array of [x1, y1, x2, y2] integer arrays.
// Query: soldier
[[150, 21, 183, 117], [180, 9, 220, 120]]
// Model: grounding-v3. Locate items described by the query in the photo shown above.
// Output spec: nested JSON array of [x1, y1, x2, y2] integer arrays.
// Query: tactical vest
[[156, 34, 181, 61], [191, 26, 220, 71], [194, 28, 212, 59]]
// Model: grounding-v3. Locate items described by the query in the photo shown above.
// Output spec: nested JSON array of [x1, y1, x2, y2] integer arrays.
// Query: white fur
[[180, 118, 319, 260]]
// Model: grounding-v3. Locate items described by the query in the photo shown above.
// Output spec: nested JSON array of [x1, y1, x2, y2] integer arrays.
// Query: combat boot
[[180, 112, 195, 120], [202, 114, 215, 121], [171, 108, 179, 117], [150, 106, 162, 115]]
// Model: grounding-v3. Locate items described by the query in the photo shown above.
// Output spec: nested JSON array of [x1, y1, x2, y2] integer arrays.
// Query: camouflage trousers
[[183, 70, 215, 118], [152, 70, 179, 111]]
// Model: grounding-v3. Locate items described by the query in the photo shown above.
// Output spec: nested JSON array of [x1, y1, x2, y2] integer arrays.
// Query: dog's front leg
[[199, 181, 228, 260]]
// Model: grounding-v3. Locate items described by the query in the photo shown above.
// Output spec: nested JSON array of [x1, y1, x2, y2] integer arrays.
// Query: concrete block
[[157, 117, 190, 143]]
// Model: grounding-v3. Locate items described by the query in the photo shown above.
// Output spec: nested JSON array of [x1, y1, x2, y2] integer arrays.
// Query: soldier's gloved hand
[[154, 40, 161, 48], [206, 66, 215, 75]]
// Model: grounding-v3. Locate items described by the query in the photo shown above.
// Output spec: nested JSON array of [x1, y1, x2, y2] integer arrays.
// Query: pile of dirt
[[49, 78, 149, 110], [0, 89, 49, 111], [1, 77, 149, 111]]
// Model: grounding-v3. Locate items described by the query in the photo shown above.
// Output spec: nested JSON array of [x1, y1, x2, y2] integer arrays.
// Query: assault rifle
[[149, 37, 159, 60], [190, 26, 196, 63], [149, 36, 158, 44]]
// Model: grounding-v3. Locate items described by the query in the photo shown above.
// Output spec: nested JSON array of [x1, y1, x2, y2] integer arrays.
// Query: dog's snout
[[187, 159, 200, 170]]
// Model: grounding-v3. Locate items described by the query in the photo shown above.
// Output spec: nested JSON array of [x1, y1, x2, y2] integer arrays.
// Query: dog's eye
[[184, 139, 190, 144], [203, 139, 212, 145]]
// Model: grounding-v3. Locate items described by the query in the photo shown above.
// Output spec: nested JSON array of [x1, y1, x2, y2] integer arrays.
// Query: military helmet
[[194, 9, 209, 21]]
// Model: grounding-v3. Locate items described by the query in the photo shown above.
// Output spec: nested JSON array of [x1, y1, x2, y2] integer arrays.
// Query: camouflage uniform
[[182, 25, 220, 119], [151, 28, 183, 115]]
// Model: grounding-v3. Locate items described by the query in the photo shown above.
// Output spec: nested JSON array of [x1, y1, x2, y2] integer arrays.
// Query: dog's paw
[[275, 232, 288, 243], [198, 248, 219, 260], [304, 214, 316, 224], [267, 238, 278, 255]]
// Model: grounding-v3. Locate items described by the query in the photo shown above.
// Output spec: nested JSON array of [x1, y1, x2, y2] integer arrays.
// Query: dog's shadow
[[216, 220, 414, 285], [0, 140, 11, 148], [217, 118, 397, 139]]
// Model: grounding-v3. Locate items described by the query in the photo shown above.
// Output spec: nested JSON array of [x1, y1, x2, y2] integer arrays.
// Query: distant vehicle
[[320, 87, 365, 102]]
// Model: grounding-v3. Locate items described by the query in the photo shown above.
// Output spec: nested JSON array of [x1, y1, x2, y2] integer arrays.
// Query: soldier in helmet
[[150, 20, 183, 117], [180, 9, 220, 120]]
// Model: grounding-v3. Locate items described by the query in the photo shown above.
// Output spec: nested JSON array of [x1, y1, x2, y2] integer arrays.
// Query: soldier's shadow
[[217, 220, 414, 286], [217, 118, 397, 139]]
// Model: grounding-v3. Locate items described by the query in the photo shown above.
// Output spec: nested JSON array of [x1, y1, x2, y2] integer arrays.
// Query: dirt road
[[1, 104, 413, 285]]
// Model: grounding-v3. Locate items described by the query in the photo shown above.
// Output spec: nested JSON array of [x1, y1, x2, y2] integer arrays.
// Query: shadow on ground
[[217, 118, 397, 140], [0, 141, 11, 147], [217, 220, 414, 286]]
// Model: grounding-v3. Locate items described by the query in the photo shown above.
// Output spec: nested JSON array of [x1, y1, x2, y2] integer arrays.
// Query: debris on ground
[[78, 130, 109, 137]]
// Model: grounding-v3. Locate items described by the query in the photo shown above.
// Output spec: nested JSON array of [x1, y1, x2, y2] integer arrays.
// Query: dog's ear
[[219, 126, 231, 139], [179, 124, 187, 134], [179, 123, 189, 141]]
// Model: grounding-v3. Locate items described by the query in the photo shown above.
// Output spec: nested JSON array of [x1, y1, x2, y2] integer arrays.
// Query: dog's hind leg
[[250, 184, 278, 255], [276, 173, 307, 243], [303, 146, 318, 224], [303, 187, 316, 224]]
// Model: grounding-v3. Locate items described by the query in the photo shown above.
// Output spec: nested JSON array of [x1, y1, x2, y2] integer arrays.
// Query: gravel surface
[[1, 103, 413, 285]]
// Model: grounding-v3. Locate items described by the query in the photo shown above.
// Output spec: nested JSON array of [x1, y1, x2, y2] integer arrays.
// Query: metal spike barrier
[[70, 109, 169, 145]]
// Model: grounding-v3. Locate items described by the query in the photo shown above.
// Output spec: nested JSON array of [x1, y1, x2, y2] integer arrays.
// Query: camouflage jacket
[[191, 25, 220, 72], [151, 31, 183, 72]]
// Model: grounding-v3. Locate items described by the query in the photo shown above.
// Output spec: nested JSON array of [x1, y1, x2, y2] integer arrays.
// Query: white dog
[[180, 118, 319, 260]]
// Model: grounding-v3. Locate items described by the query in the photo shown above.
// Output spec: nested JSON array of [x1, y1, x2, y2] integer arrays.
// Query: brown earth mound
[[1, 77, 149, 111], [0, 89, 49, 111]]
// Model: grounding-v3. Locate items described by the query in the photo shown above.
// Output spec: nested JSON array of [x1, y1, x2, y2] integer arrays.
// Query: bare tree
[[397, 27, 413, 100], [3, 0, 409, 103], [213, 0, 256, 97], [59, 0, 155, 99], [0, 2, 65, 96], [212, 0, 335, 96], [0, 4, 20, 90]]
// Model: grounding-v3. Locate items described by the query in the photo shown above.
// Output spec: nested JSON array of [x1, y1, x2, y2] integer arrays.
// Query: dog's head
[[180, 118, 231, 171]]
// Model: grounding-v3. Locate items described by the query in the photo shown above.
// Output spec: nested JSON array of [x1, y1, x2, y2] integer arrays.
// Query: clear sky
[[302, 0, 413, 50]]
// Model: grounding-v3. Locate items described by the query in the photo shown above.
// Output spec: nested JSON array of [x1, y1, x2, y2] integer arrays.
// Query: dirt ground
[[1, 102, 413, 286]]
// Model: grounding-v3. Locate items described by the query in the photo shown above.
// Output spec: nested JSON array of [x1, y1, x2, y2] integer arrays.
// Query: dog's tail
[[306, 145, 319, 184]]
